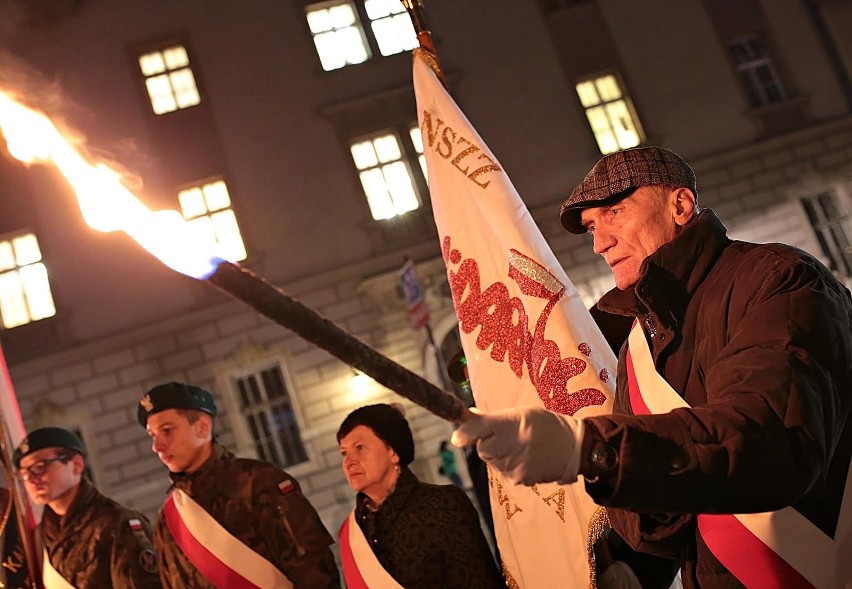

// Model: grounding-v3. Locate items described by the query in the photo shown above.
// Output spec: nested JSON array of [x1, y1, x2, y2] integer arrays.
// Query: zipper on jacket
[[277, 504, 307, 557], [643, 315, 657, 338]]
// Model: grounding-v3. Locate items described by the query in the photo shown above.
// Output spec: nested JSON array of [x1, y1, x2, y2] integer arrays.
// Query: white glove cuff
[[558, 414, 584, 485]]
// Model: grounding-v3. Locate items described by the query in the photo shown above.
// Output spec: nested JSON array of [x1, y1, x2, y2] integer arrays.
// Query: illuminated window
[[728, 35, 787, 108], [233, 366, 308, 468], [306, 0, 416, 70], [306, 1, 370, 71], [0, 233, 56, 329], [575, 73, 643, 155], [363, 0, 417, 57], [409, 124, 427, 180], [138, 44, 201, 115], [178, 180, 247, 262], [351, 132, 421, 220]]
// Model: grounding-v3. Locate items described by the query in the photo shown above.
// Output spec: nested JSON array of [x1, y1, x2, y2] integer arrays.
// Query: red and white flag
[[413, 50, 617, 588], [0, 341, 41, 588]]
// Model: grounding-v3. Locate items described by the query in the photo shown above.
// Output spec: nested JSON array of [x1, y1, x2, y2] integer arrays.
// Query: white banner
[[413, 50, 617, 588]]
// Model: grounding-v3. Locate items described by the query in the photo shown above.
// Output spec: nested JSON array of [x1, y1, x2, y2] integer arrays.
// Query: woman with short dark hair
[[337, 403, 504, 589]]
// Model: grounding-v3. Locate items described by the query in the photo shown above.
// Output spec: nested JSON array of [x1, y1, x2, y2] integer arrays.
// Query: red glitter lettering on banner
[[442, 236, 606, 415]]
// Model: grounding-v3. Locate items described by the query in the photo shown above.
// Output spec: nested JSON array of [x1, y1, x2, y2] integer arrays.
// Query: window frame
[[574, 70, 645, 155], [801, 188, 852, 277], [135, 40, 203, 116], [176, 177, 248, 264], [727, 34, 788, 109], [0, 230, 57, 329], [349, 125, 428, 221], [304, 0, 417, 72], [217, 351, 318, 477]]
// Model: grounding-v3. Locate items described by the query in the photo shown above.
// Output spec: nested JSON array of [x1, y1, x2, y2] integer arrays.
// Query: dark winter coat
[[583, 210, 852, 588], [353, 468, 504, 589], [40, 477, 161, 588], [154, 442, 339, 589]]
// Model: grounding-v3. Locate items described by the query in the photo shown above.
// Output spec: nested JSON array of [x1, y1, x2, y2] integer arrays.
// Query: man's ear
[[671, 187, 697, 228], [195, 414, 213, 440], [71, 454, 85, 476]]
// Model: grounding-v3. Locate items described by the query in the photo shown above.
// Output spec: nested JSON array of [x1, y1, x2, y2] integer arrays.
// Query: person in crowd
[[453, 146, 852, 588], [14, 427, 161, 588], [337, 403, 504, 588], [438, 440, 464, 488], [0, 483, 34, 589], [138, 381, 339, 589]]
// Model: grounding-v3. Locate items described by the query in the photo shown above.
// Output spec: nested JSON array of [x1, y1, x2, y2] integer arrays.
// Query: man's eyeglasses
[[18, 455, 69, 481]]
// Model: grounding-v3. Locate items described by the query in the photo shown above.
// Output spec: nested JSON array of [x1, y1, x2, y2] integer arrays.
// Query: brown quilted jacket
[[583, 210, 852, 588]]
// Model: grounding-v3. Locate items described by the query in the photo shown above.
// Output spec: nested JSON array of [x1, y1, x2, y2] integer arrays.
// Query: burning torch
[[0, 89, 468, 424]]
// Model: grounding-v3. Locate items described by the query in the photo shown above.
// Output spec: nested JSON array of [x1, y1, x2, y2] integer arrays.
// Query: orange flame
[[0, 90, 223, 279]]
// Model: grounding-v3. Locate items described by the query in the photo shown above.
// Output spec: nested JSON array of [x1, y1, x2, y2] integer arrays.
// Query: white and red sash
[[42, 548, 76, 589], [163, 489, 293, 589], [338, 511, 404, 589], [626, 322, 852, 589]]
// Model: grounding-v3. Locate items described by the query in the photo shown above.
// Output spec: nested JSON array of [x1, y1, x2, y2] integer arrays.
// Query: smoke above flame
[[0, 88, 222, 279]]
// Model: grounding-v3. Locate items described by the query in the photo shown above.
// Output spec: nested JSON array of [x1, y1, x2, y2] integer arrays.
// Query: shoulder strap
[[626, 322, 848, 588], [42, 548, 76, 589], [338, 510, 404, 589], [163, 489, 293, 589]]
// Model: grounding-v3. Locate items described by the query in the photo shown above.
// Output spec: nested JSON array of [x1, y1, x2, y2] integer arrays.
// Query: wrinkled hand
[[451, 406, 584, 485]]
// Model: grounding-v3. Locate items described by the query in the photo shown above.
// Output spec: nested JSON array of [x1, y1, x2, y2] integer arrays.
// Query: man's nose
[[592, 229, 615, 255], [152, 436, 166, 453]]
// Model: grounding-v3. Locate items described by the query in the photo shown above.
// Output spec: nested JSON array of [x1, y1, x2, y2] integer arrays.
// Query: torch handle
[[207, 262, 468, 423]]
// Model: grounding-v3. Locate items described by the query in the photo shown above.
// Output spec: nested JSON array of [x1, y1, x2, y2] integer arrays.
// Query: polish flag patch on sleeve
[[128, 518, 144, 531], [278, 479, 296, 496]]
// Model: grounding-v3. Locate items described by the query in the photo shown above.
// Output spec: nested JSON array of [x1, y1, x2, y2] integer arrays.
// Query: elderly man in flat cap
[[454, 146, 852, 588], [14, 427, 161, 588], [138, 382, 340, 589]]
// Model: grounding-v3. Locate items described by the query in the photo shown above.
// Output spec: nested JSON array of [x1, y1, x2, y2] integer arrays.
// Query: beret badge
[[140, 394, 154, 413]]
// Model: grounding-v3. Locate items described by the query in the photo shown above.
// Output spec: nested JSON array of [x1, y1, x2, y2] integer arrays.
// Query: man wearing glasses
[[14, 427, 162, 589]]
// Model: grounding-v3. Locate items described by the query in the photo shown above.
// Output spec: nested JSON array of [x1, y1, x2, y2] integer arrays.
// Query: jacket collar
[[597, 209, 731, 329], [355, 467, 417, 520], [42, 476, 99, 533]]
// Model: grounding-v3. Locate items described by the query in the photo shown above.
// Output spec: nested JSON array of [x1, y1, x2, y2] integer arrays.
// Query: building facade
[[0, 0, 851, 547]]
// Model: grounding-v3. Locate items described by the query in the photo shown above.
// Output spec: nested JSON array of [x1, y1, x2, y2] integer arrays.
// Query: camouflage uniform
[[40, 477, 160, 588], [154, 442, 340, 589]]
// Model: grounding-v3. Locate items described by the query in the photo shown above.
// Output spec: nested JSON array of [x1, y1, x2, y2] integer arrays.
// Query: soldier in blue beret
[[138, 382, 339, 589], [15, 427, 161, 588]]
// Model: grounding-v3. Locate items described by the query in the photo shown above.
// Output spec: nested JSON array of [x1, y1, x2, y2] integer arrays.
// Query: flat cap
[[137, 381, 217, 427], [560, 146, 697, 233], [14, 427, 86, 468]]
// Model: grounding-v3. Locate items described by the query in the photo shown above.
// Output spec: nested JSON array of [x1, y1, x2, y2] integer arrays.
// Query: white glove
[[451, 406, 584, 486], [597, 561, 641, 589]]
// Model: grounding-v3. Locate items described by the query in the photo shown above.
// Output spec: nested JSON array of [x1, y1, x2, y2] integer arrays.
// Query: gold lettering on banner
[[2, 546, 24, 573], [531, 485, 566, 523], [502, 563, 521, 589], [420, 110, 503, 189], [450, 136, 479, 174], [489, 466, 522, 520]]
